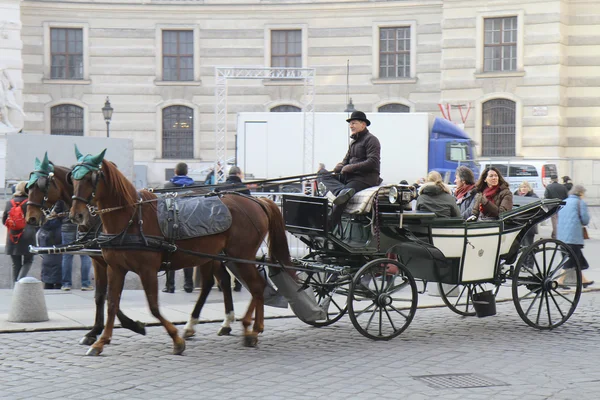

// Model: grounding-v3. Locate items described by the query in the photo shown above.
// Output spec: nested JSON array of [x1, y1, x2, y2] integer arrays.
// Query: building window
[[162, 106, 193, 159], [270, 105, 301, 112], [379, 27, 410, 79], [162, 30, 194, 81], [50, 28, 83, 79], [378, 103, 410, 113], [50, 105, 84, 136], [482, 99, 516, 156], [483, 17, 517, 72], [271, 30, 302, 68]]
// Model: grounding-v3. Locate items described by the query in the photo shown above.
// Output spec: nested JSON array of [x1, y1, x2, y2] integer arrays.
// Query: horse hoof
[[173, 340, 186, 355], [135, 321, 146, 336], [182, 328, 195, 339], [86, 347, 102, 356], [243, 335, 258, 347], [217, 327, 232, 336], [79, 336, 96, 346]]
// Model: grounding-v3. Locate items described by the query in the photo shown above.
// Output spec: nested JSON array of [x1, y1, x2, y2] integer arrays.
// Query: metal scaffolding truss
[[214, 67, 316, 182]]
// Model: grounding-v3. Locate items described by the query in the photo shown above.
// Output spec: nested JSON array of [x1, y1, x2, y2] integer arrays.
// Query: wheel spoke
[[383, 307, 398, 332], [364, 305, 378, 332], [523, 290, 541, 317], [535, 291, 544, 325], [388, 304, 410, 320], [453, 285, 469, 309], [464, 285, 473, 314], [353, 302, 377, 319], [547, 290, 566, 319], [549, 287, 575, 305], [520, 265, 544, 282], [547, 244, 559, 273], [544, 291, 552, 327]]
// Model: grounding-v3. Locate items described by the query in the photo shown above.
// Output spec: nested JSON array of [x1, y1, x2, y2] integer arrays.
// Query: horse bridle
[[26, 171, 55, 212], [69, 164, 104, 206]]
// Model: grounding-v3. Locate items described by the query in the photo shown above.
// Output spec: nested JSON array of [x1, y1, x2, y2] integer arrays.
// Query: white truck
[[0, 134, 134, 189], [236, 112, 477, 185]]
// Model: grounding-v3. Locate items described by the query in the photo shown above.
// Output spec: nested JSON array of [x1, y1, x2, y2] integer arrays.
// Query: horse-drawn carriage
[[26, 149, 583, 355]]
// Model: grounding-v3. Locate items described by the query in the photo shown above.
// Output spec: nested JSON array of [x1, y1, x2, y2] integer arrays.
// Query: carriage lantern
[[102, 97, 113, 138]]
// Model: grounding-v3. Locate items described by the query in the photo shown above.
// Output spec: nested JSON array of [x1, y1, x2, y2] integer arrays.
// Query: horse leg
[[80, 261, 106, 346], [235, 263, 265, 347], [86, 265, 126, 356], [217, 262, 235, 336], [183, 264, 216, 339], [138, 268, 185, 355]]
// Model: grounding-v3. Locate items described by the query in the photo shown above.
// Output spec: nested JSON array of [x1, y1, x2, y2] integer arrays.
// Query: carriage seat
[[343, 185, 384, 214]]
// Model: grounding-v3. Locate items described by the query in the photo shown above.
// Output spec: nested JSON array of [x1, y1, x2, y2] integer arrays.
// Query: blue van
[[428, 118, 478, 183]]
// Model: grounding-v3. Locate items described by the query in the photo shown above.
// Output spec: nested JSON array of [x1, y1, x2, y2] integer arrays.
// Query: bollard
[[8, 277, 49, 323]]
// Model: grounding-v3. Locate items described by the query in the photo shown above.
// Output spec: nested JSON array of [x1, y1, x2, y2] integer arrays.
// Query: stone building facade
[[1, 0, 599, 195]]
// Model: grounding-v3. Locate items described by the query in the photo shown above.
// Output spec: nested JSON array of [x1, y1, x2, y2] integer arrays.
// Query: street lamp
[[344, 98, 356, 113], [102, 97, 113, 138]]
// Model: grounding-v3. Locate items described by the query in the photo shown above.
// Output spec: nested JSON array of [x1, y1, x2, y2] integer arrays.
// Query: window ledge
[[262, 79, 305, 86], [155, 80, 202, 86], [371, 78, 417, 85], [42, 79, 91, 85], [474, 71, 525, 79]]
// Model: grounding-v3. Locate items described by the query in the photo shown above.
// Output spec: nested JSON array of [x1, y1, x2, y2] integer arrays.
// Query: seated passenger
[[454, 166, 477, 219], [470, 167, 513, 220], [415, 171, 461, 218]]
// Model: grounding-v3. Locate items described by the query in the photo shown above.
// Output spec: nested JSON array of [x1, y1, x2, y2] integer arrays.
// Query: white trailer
[[236, 112, 432, 185], [1, 134, 134, 188]]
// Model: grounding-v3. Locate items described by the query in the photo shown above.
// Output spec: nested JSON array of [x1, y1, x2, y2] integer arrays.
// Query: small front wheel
[[438, 282, 500, 317], [348, 259, 418, 340], [296, 270, 349, 327], [512, 239, 582, 330]]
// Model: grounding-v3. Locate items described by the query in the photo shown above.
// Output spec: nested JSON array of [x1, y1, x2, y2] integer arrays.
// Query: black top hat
[[346, 111, 370, 126]]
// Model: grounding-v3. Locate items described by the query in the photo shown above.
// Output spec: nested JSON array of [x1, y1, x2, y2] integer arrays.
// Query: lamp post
[[344, 98, 356, 113], [102, 97, 113, 138]]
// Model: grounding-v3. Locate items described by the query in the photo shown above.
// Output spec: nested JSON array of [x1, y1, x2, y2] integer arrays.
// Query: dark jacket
[[456, 187, 478, 220], [53, 200, 78, 233], [471, 183, 513, 219], [544, 181, 568, 200], [334, 129, 381, 187], [514, 190, 539, 236], [38, 217, 63, 284], [225, 175, 250, 195], [416, 183, 461, 218], [2, 195, 37, 255], [164, 175, 195, 189]]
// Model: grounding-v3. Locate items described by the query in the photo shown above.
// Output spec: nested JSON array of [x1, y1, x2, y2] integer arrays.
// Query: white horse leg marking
[[221, 310, 235, 329], [182, 317, 199, 338]]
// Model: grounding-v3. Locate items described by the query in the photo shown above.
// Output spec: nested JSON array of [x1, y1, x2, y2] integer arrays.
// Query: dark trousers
[[319, 173, 372, 228], [165, 268, 194, 290], [565, 244, 589, 270], [11, 254, 34, 282]]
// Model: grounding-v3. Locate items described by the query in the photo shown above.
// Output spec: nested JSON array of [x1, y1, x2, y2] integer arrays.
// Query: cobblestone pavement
[[1, 291, 600, 400]]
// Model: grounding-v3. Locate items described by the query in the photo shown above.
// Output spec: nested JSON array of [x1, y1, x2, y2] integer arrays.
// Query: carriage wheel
[[512, 239, 582, 330], [438, 282, 501, 317], [348, 259, 418, 340], [296, 270, 350, 327]]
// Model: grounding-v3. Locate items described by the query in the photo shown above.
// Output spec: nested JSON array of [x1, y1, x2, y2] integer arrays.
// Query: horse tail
[[257, 198, 294, 276]]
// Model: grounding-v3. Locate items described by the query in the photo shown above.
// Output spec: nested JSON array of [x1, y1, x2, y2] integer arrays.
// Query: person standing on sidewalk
[[55, 200, 93, 291], [162, 162, 194, 293], [37, 212, 63, 289], [544, 174, 569, 239], [557, 184, 594, 287], [2, 181, 36, 282]]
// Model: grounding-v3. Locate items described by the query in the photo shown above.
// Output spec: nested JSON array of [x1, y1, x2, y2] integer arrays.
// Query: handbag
[[577, 199, 590, 240]]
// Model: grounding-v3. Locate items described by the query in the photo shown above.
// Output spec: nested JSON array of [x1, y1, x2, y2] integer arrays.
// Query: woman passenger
[[416, 171, 460, 218], [454, 166, 477, 219], [470, 167, 513, 220]]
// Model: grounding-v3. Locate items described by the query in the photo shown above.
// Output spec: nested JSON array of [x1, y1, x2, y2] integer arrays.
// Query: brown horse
[[25, 155, 240, 344], [69, 151, 291, 356], [25, 158, 146, 345]]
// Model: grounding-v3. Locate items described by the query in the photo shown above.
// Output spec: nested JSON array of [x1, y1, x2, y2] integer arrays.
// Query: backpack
[[4, 199, 27, 243]]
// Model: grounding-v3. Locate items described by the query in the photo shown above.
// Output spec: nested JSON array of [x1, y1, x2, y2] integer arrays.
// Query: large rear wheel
[[512, 239, 582, 330], [348, 259, 418, 340]]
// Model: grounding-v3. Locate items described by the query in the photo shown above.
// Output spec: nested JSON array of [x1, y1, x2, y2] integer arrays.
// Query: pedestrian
[[162, 162, 194, 293], [416, 171, 461, 218], [2, 181, 36, 282], [319, 111, 382, 228], [223, 166, 248, 291], [469, 167, 513, 221], [557, 184, 594, 287], [562, 176, 573, 192], [514, 181, 539, 249], [544, 174, 569, 239], [37, 210, 63, 289], [54, 200, 93, 291], [454, 165, 477, 219]]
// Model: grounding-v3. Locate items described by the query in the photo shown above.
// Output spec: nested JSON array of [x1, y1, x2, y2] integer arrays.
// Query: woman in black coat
[[2, 181, 37, 282], [37, 208, 63, 289]]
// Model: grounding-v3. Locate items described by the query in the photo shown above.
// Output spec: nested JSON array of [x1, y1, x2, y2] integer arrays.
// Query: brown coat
[[471, 183, 513, 219], [334, 129, 381, 187]]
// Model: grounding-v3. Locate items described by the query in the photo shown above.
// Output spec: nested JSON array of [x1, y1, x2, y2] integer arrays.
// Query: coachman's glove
[[333, 163, 344, 173]]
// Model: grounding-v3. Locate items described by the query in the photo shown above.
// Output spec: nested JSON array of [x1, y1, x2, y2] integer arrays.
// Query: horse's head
[[69, 146, 106, 226], [26, 152, 61, 226]]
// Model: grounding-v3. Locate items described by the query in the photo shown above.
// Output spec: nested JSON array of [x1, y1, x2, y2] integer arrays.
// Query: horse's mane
[[101, 160, 139, 206]]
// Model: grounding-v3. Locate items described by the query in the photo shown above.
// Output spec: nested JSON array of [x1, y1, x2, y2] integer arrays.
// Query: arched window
[[51, 104, 84, 136], [270, 105, 301, 112], [482, 99, 516, 156], [378, 103, 410, 113], [162, 105, 193, 159]]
